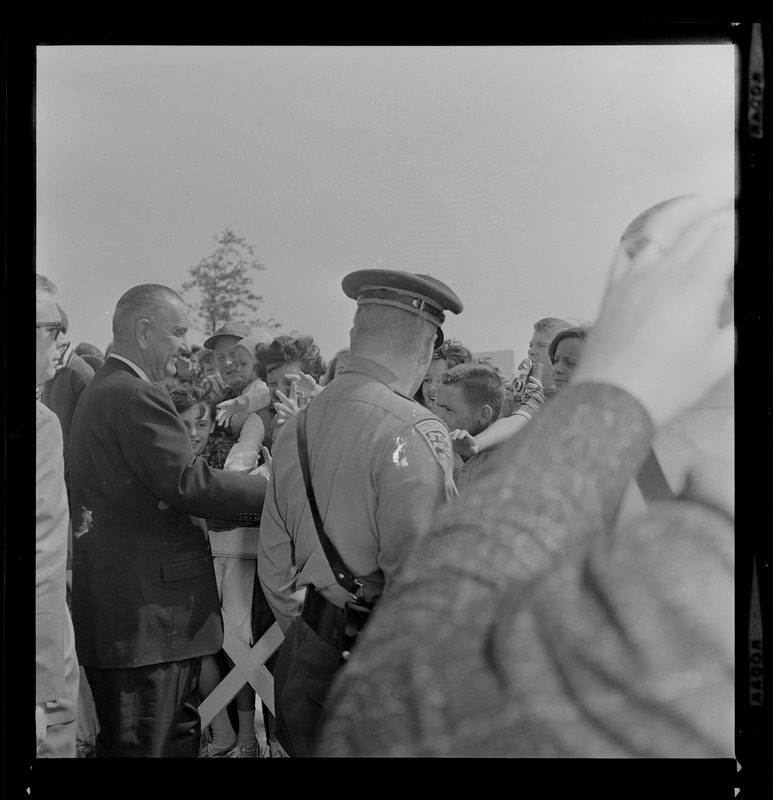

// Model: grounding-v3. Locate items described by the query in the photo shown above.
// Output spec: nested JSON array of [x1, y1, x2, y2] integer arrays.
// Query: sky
[[36, 43, 735, 375]]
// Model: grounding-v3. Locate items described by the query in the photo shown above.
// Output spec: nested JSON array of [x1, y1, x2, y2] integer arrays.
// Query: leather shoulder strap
[[296, 406, 364, 600]]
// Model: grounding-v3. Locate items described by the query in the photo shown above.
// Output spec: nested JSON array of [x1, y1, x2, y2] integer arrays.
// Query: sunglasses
[[36, 321, 65, 338]]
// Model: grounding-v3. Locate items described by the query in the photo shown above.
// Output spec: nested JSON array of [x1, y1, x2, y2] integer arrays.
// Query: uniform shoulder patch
[[414, 418, 458, 500]]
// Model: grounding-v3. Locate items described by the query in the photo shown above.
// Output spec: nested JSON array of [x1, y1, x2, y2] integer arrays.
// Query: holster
[[352, 568, 385, 606], [301, 587, 373, 659]]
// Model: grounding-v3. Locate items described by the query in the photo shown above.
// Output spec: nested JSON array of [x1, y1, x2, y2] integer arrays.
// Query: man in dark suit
[[69, 284, 268, 758]]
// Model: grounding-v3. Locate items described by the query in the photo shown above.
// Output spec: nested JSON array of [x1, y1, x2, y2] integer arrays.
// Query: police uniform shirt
[[258, 356, 457, 633]]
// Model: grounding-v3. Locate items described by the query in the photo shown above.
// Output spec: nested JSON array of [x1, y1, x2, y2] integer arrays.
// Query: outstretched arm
[[467, 413, 530, 456]]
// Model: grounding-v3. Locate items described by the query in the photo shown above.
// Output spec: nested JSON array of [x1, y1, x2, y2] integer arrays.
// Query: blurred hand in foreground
[[36, 704, 47, 753], [573, 195, 734, 428]]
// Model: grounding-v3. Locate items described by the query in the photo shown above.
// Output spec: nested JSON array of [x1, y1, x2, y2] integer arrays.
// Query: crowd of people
[[35, 194, 735, 760]]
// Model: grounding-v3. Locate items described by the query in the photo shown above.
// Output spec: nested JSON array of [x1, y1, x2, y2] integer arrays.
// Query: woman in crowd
[[548, 325, 590, 392], [271, 346, 350, 428], [322, 347, 351, 386], [255, 334, 327, 448]]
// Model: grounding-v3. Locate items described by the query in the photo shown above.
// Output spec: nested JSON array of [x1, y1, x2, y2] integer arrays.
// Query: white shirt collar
[[109, 354, 152, 383]]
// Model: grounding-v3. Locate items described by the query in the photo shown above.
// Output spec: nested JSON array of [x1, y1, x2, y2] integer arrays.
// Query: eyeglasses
[[36, 321, 65, 338]]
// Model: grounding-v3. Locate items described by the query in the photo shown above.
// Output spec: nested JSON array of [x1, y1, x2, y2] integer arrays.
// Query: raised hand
[[574, 196, 734, 428], [449, 428, 478, 460], [251, 446, 273, 480], [284, 371, 322, 400], [215, 397, 246, 427], [274, 382, 302, 425]]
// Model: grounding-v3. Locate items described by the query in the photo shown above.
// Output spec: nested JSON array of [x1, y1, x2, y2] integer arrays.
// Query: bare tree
[[181, 228, 281, 335]]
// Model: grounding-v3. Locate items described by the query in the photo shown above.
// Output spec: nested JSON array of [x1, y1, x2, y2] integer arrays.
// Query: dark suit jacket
[[41, 352, 95, 496], [69, 357, 267, 669]]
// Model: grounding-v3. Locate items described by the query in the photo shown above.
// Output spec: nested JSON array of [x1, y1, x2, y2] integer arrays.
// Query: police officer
[[258, 269, 463, 757]]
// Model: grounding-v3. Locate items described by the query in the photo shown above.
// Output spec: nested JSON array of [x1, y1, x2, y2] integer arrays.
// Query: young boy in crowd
[[453, 317, 572, 461], [433, 363, 505, 490]]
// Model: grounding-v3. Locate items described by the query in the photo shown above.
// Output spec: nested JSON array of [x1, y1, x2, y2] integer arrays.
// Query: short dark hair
[[352, 303, 437, 355], [255, 333, 326, 382], [75, 341, 104, 359], [548, 325, 591, 365], [81, 354, 105, 371], [158, 378, 217, 421], [439, 362, 504, 419], [432, 338, 473, 368]]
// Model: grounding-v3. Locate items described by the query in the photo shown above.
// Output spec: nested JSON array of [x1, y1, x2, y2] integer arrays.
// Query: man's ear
[[479, 404, 494, 427], [136, 319, 151, 351]]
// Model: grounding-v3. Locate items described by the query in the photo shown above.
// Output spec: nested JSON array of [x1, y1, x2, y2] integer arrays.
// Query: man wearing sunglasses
[[36, 318, 66, 385]]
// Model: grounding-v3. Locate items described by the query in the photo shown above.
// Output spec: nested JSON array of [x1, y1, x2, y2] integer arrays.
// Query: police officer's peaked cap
[[342, 270, 463, 345]]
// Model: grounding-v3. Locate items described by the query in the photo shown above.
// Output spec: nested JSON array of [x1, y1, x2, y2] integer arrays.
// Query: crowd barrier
[[198, 613, 284, 728]]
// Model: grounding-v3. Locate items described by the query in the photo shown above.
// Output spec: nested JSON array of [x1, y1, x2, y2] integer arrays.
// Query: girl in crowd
[[322, 347, 351, 386], [271, 345, 350, 427], [415, 339, 474, 414]]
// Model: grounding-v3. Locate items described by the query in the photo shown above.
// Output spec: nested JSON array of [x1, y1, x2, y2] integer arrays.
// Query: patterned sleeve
[[511, 385, 546, 422], [318, 383, 657, 756]]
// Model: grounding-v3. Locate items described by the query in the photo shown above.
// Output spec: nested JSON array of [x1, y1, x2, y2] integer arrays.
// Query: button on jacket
[[258, 356, 457, 632]]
